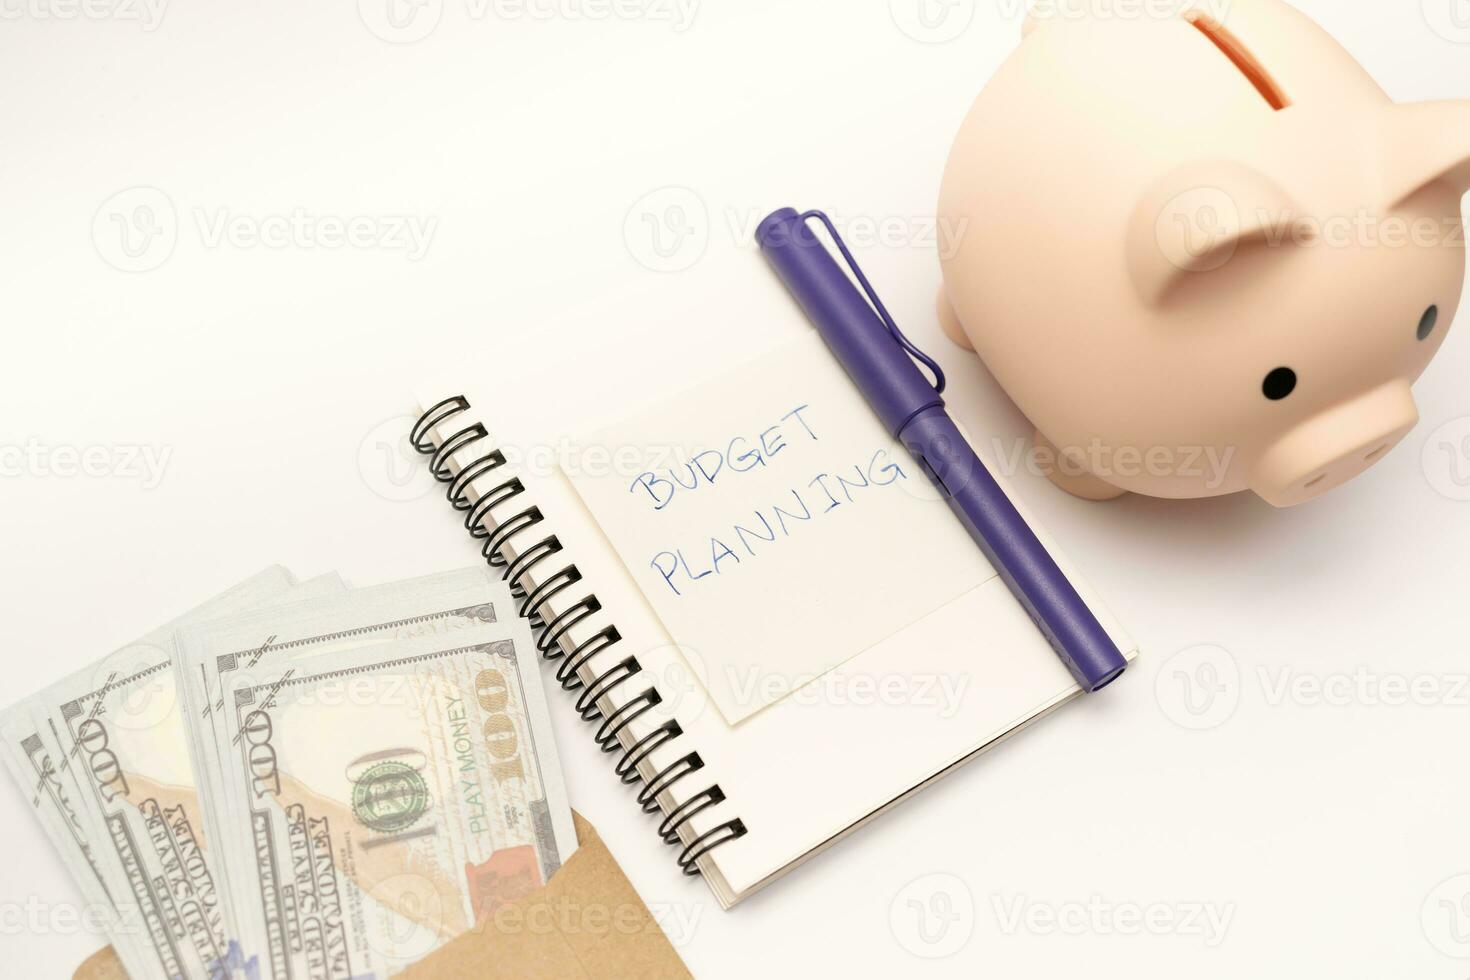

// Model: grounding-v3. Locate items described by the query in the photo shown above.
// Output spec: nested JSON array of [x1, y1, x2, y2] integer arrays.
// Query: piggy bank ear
[[1127, 160, 1300, 307], [1381, 101, 1470, 206]]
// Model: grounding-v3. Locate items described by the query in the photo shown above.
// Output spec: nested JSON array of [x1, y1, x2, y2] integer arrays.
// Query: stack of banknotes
[[0, 566, 578, 979]]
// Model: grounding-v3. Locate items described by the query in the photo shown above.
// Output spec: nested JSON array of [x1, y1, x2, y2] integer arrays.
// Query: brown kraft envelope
[[73, 811, 692, 980]]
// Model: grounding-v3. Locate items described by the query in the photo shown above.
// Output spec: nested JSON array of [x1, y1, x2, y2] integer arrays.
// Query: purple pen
[[757, 207, 1127, 692]]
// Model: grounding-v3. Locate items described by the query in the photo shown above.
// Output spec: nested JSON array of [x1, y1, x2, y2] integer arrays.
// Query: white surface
[[1, 1, 1468, 977]]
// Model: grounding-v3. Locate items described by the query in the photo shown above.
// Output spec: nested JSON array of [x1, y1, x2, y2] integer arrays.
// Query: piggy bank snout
[[1251, 383, 1419, 508]]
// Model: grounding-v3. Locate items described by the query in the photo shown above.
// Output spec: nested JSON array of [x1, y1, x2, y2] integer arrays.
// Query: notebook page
[[563, 333, 997, 724], [416, 377, 1136, 906]]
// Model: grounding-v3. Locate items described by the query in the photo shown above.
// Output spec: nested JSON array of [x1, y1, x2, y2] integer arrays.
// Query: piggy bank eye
[[1262, 367, 1297, 401], [1418, 305, 1439, 341]]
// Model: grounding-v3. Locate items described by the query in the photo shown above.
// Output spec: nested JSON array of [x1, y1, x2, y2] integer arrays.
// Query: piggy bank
[[937, 0, 1469, 506]]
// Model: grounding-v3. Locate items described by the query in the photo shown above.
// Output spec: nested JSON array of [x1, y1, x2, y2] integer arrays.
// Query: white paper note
[[564, 333, 998, 724]]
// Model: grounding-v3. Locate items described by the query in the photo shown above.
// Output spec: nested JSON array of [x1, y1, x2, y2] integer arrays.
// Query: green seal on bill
[[351, 761, 429, 833]]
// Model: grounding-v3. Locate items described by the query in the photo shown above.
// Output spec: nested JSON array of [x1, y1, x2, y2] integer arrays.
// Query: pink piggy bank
[[937, 0, 1469, 507]]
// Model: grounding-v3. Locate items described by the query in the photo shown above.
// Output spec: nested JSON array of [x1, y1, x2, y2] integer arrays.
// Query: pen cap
[[758, 208, 943, 437]]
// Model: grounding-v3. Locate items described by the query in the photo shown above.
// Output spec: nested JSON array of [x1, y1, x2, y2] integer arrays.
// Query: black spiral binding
[[412, 395, 747, 876]]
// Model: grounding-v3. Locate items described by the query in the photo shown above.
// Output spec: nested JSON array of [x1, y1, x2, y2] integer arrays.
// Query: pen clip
[[799, 209, 947, 395]]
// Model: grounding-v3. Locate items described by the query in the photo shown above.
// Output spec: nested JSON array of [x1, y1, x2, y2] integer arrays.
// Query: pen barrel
[[757, 208, 942, 436], [902, 409, 1128, 691], [758, 205, 1127, 693]]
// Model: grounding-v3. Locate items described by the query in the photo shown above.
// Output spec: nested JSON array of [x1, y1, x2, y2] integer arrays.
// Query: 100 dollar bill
[[0, 703, 152, 979], [14, 566, 302, 979], [213, 627, 573, 979], [172, 567, 528, 954]]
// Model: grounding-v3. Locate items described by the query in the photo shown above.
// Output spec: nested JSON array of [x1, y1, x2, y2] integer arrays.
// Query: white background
[[3, 0, 1470, 977]]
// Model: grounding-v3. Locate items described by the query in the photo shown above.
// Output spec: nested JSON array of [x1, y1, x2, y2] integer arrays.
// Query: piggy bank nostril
[[1364, 444, 1389, 462], [1262, 367, 1297, 401], [1418, 305, 1439, 341]]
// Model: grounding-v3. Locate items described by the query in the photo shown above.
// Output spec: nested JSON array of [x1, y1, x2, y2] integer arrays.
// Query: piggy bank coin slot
[[1183, 10, 1292, 111]]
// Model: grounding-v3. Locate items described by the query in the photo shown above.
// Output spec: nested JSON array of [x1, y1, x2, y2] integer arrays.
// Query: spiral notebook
[[409, 334, 1135, 909]]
